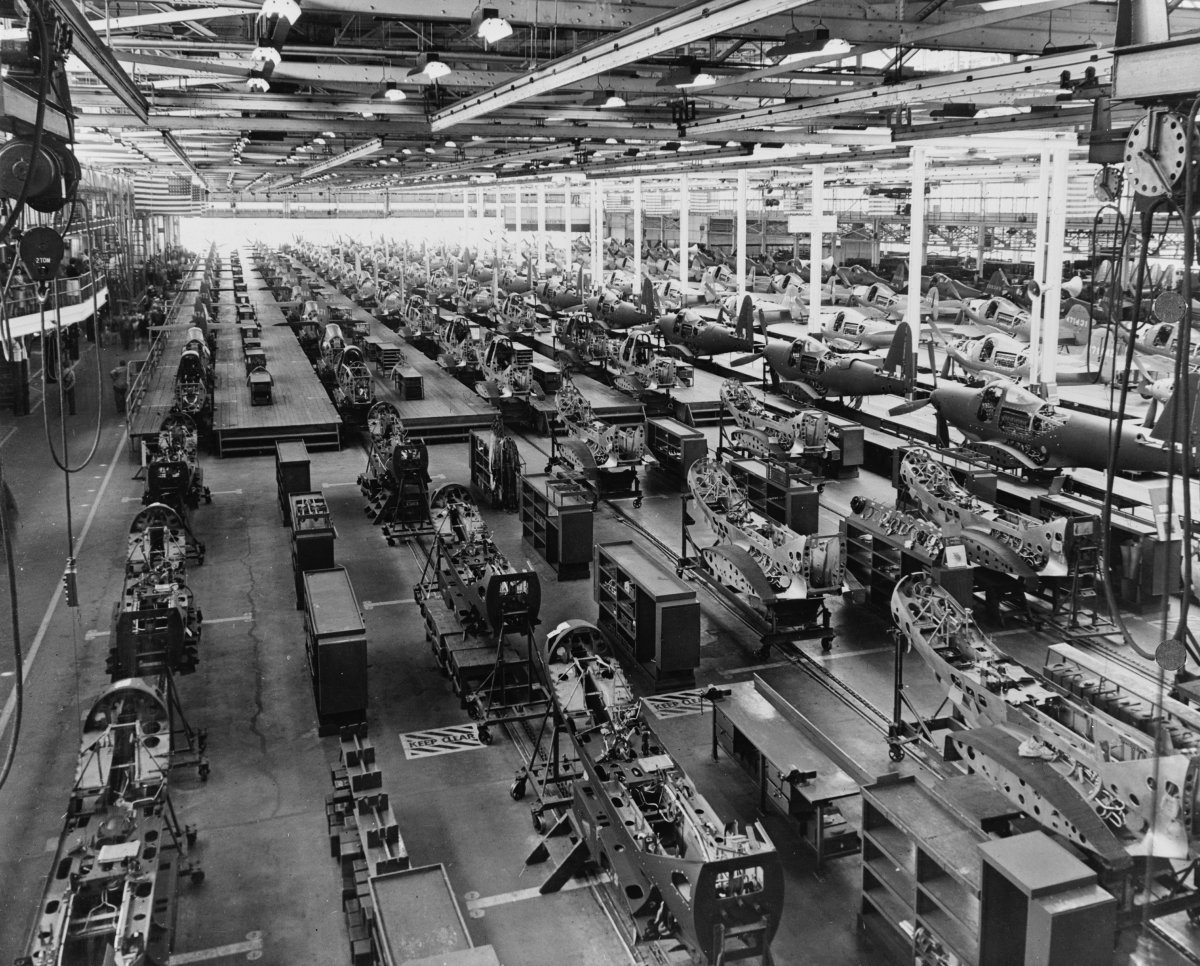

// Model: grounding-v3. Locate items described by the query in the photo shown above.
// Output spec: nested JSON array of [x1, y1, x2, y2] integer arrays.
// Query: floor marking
[[209, 488, 243, 496], [320, 481, 357, 488], [121, 495, 142, 503], [203, 612, 254, 626], [169, 932, 263, 963], [817, 645, 895, 662], [0, 425, 17, 448], [400, 724, 488, 759], [642, 689, 708, 719], [465, 872, 612, 912], [0, 429, 128, 741], [719, 660, 790, 679], [45, 836, 57, 853], [84, 629, 111, 641], [363, 598, 417, 611]]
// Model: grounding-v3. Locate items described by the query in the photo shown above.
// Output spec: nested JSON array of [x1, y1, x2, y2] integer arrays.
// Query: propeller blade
[[889, 395, 932, 417], [935, 411, 951, 448], [732, 351, 763, 367]]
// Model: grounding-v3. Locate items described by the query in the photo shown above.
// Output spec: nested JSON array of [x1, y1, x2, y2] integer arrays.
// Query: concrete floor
[[2, 254, 1199, 966]]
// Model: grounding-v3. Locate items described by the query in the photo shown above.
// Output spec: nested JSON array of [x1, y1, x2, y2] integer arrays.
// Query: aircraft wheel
[[888, 744, 906, 762]]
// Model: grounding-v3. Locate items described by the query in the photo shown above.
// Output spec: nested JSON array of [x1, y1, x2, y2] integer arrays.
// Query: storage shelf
[[519, 473, 593, 580]]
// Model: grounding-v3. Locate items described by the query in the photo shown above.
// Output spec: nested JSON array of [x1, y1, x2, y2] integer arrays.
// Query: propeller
[[732, 350, 763, 367]]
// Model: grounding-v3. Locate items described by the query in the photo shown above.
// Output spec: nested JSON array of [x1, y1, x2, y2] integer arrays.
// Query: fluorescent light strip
[[430, 0, 820, 131]]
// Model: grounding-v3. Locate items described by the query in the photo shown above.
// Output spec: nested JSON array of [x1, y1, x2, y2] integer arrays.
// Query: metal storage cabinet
[[644, 415, 707, 488], [291, 492, 336, 607], [594, 540, 699, 689], [276, 440, 310, 524], [303, 566, 367, 726], [519, 473, 593, 580]]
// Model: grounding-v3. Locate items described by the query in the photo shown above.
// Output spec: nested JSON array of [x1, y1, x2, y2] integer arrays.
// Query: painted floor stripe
[[204, 612, 253, 625], [816, 645, 896, 662], [169, 932, 263, 963], [0, 429, 127, 741], [320, 481, 357, 488], [466, 873, 612, 912], [719, 660, 790, 679], [363, 598, 417, 611], [209, 488, 243, 496]]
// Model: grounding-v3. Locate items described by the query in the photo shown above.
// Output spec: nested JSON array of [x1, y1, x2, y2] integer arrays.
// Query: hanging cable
[[0, 452, 23, 794], [0, 0, 51, 247]]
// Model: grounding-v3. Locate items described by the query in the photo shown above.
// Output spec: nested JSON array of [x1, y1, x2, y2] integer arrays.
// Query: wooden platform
[[286, 260, 500, 443], [213, 253, 341, 456], [127, 250, 342, 457]]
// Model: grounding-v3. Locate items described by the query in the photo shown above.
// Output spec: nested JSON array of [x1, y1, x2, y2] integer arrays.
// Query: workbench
[[713, 683, 859, 865]]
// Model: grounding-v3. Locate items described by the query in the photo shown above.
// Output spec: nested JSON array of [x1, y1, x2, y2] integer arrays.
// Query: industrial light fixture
[[658, 56, 716, 89], [251, 45, 281, 65], [247, 70, 270, 93], [603, 89, 626, 108], [408, 53, 451, 84], [929, 102, 978, 118], [381, 81, 406, 101], [261, 0, 301, 25], [401, 147, 413, 154], [766, 24, 830, 59], [445, 140, 457, 147], [472, 6, 513, 45]]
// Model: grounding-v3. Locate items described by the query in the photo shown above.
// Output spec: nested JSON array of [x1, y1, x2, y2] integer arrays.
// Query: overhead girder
[[106, 49, 869, 100], [292, 0, 1186, 55]]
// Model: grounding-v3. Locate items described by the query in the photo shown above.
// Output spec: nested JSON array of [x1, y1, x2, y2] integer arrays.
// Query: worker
[[61, 364, 76, 416], [110, 359, 129, 414]]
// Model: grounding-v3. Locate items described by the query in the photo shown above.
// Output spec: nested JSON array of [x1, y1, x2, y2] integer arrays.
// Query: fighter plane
[[607, 329, 687, 395], [535, 267, 586, 315], [656, 294, 761, 359], [585, 277, 658, 330], [928, 317, 1031, 382], [890, 379, 1195, 473], [735, 322, 915, 403]]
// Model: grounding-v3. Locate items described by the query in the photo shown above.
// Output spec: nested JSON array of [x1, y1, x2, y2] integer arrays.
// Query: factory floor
[[1, 327, 1199, 966]]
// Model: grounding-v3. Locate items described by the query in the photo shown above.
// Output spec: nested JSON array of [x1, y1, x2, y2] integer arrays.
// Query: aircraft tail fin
[[641, 277, 657, 316], [986, 269, 1009, 296], [703, 269, 718, 302], [884, 321, 916, 387], [892, 261, 907, 289], [736, 295, 755, 344], [1150, 372, 1200, 445]]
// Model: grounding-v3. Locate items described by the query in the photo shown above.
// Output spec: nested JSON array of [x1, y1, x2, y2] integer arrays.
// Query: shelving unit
[[291, 492, 336, 608], [860, 775, 1017, 966], [276, 440, 311, 525], [725, 457, 820, 535], [644, 416, 707, 489], [594, 540, 699, 690], [843, 514, 972, 611], [518, 473, 594, 580]]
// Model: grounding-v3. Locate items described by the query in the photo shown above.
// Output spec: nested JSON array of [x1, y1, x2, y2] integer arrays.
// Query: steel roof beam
[[429, 0, 822, 132], [688, 48, 1114, 136]]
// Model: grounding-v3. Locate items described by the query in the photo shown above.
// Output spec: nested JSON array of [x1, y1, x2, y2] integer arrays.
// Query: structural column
[[736, 171, 748, 302], [1039, 144, 1069, 399], [905, 146, 927, 351], [809, 164, 825, 327], [475, 186, 485, 248], [679, 172, 690, 296], [1027, 147, 1051, 390], [536, 185, 546, 277], [462, 188, 470, 245], [493, 186, 502, 304], [514, 187, 522, 233], [633, 177, 643, 285], [590, 182, 603, 290]]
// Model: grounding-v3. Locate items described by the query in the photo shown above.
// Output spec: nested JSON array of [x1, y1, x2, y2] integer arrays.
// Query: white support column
[[591, 182, 602, 290], [537, 184, 546, 278], [476, 186, 485, 247], [493, 187, 502, 304], [514, 187, 522, 233], [633, 177, 643, 284], [737, 171, 748, 302], [679, 172, 690, 296], [809, 164, 825, 328], [1040, 145, 1069, 400], [1028, 147, 1051, 389], [462, 188, 470, 245], [905, 146, 927, 352]]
